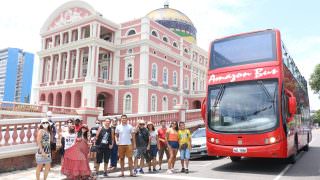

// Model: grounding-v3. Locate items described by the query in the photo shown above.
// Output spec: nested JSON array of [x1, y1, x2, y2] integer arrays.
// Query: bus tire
[[230, 156, 241, 162], [287, 136, 299, 164]]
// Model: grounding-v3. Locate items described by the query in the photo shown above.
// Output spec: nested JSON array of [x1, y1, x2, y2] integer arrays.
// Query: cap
[[147, 121, 153, 125], [41, 118, 49, 124], [46, 111, 52, 117]]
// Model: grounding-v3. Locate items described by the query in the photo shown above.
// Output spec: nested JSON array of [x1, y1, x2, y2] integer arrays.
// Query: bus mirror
[[201, 98, 207, 121], [288, 96, 297, 115]]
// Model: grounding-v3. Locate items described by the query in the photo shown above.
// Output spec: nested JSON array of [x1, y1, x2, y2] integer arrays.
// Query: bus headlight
[[215, 138, 220, 144], [269, 137, 276, 143], [210, 138, 215, 143]]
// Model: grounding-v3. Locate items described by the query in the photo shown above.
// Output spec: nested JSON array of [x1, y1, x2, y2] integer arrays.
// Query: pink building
[[34, 1, 208, 115]]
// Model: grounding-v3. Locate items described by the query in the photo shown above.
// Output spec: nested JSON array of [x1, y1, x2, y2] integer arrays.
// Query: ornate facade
[[34, 1, 207, 115]]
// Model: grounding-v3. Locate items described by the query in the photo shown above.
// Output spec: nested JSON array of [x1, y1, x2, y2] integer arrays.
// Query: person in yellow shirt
[[178, 121, 191, 174]]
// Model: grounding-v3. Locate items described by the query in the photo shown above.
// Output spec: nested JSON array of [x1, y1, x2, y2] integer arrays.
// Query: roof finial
[[164, 0, 169, 8]]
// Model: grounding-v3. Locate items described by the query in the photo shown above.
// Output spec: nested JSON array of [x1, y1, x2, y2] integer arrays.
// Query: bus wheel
[[230, 156, 241, 162], [287, 137, 298, 164]]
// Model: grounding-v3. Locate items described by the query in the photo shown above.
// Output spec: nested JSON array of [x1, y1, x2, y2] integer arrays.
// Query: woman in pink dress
[[61, 124, 91, 179]]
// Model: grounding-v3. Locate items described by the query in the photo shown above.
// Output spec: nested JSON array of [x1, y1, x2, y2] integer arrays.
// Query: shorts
[[96, 147, 111, 164], [118, 145, 133, 159], [180, 148, 190, 160], [158, 145, 169, 159], [134, 147, 147, 159], [168, 141, 179, 149], [150, 145, 158, 158]]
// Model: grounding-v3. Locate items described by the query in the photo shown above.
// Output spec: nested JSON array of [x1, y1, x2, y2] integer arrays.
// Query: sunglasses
[[42, 122, 49, 124], [139, 123, 145, 125]]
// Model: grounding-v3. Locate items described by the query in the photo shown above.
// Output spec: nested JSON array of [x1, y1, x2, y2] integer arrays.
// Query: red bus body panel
[[205, 29, 311, 159]]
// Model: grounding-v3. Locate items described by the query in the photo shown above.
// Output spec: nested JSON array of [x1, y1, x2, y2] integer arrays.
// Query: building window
[[124, 94, 132, 113], [127, 29, 136, 36], [192, 81, 196, 91], [127, 63, 133, 79], [184, 48, 189, 54], [151, 63, 157, 81], [173, 71, 177, 86], [151, 95, 157, 112], [162, 96, 168, 111], [127, 49, 133, 54], [151, 30, 158, 37], [184, 100, 189, 109], [173, 98, 177, 107], [163, 67, 168, 84], [163, 36, 169, 43], [173, 42, 178, 48], [184, 76, 189, 90]]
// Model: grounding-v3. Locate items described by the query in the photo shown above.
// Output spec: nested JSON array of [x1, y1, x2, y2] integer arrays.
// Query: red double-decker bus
[[202, 29, 312, 163]]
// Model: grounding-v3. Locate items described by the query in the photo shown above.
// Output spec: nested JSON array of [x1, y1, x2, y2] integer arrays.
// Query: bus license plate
[[233, 147, 247, 153]]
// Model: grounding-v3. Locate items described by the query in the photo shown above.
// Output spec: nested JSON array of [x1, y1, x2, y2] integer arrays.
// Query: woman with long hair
[[165, 121, 179, 174], [61, 121, 91, 179], [147, 121, 159, 172], [35, 118, 52, 180]]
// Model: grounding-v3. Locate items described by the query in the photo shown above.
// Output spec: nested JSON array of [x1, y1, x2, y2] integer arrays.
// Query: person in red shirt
[[157, 120, 170, 170]]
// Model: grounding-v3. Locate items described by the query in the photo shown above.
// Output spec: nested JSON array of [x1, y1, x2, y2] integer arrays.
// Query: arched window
[[127, 29, 136, 36], [173, 98, 177, 107], [173, 41, 178, 48], [124, 94, 132, 113], [173, 71, 177, 86], [127, 49, 133, 54], [127, 64, 133, 79], [151, 63, 157, 81], [184, 48, 189, 54], [163, 67, 168, 84], [162, 96, 168, 111], [151, 30, 158, 37], [163, 36, 169, 43], [151, 95, 157, 112]]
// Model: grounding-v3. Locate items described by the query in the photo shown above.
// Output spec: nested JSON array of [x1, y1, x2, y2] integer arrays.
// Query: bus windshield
[[210, 31, 276, 70], [208, 80, 278, 133]]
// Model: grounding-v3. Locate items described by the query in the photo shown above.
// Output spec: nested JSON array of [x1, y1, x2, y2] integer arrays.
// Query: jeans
[[110, 144, 118, 167]]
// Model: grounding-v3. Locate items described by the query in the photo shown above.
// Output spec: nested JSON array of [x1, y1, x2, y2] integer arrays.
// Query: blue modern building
[[0, 48, 34, 103]]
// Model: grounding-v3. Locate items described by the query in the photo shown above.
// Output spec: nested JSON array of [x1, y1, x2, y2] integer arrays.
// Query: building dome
[[146, 3, 197, 44]]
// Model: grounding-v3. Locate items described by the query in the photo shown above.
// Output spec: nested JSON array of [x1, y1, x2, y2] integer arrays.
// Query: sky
[[0, 0, 320, 110]]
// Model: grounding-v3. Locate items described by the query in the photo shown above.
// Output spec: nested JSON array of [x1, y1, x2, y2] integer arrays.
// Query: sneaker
[[134, 169, 138, 175], [139, 168, 145, 174], [181, 168, 185, 173], [148, 168, 152, 173], [166, 169, 173, 174], [185, 169, 189, 174], [159, 167, 162, 170], [103, 171, 108, 177], [153, 168, 157, 173]]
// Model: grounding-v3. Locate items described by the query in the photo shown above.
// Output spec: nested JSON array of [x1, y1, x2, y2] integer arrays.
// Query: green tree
[[309, 64, 320, 95], [311, 110, 320, 124]]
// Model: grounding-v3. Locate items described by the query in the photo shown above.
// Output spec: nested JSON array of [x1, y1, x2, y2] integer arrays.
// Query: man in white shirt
[[115, 114, 136, 177]]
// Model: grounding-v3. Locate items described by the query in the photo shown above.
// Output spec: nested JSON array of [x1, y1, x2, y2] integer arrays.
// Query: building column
[[74, 48, 80, 79], [39, 58, 44, 83], [56, 53, 62, 81], [68, 30, 72, 43], [97, 24, 101, 39], [78, 27, 81, 40], [86, 46, 92, 80], [109, 53, 113, 81], [48, 56, 53, 82], [138, 45, 149, 113], [179, 61, 184, 105], [65, 51, 70, 80], [114, 89, 119, 114], [60, 32, 63, 46], [94, 46, 100, 80], [51, 35, 54, 48], [112, 51, 120, 85]]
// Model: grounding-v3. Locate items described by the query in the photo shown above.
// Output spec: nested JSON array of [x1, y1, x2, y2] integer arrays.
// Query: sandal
[[118, 174, 125, 177], [130, 173, 137, 177]]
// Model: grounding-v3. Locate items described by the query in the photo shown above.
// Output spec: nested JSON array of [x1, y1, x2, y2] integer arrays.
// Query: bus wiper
[[212, 85, 225, 108], [257, 81, 274, 102], [251, 105, 272, 116]]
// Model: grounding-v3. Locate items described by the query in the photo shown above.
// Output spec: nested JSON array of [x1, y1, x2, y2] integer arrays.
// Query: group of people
[[35, 113, 192, 179]]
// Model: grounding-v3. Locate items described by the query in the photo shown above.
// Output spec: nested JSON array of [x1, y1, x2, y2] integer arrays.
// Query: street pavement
[[1, 129, 320, 180]]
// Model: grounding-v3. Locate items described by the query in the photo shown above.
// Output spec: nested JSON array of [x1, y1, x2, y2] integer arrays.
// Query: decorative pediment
[[48, 7, 91, 31]]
